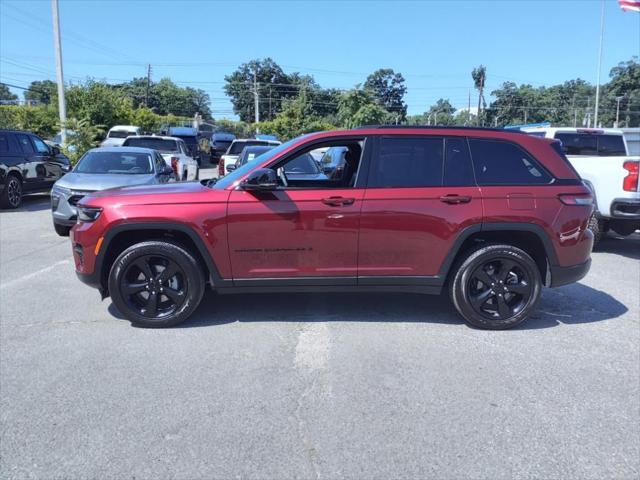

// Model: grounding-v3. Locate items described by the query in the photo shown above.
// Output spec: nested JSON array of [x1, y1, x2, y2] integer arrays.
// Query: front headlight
[[51, 184, 70, 197], [77, 206, 102, 223]]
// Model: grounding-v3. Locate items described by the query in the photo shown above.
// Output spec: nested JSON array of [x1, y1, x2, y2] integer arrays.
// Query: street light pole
[[51, 0, 67, 145], [593, 0, 605, 128]]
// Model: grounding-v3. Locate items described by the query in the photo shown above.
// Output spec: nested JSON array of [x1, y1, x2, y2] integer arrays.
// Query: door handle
[[439, 194, 472, 204], [322, 196, 355, 206]]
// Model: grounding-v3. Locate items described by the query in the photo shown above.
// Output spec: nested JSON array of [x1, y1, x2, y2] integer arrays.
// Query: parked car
[[521, 126, 639, 242], [218, 138, 281, 176], [51, 147, 173, 236], [167, 127, 201, 165], [121, 135, 199, 181], [71, 126, 594, 329], [100, 125, 142, 147], [227, 145, 275, 172], [0, 129, 71, 208], [210, 132, 236, 163]]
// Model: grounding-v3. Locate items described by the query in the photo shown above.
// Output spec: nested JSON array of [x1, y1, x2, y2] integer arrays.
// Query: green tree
[[60, 117, 105, 164], [24, 80, 57, 105], [363, 68, 407, 120], [66, 80, 134, 127], [471, 65, 487, 125], [426, 98, 456, 125], [224, 58, 294, 122], [599, 57, 640, 127], [0, 84, 18, 104], [259, 92, 335, 140]]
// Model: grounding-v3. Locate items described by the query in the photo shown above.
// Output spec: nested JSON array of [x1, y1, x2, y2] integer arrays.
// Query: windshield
[[213, 136, 306, 189], [124, 138, 178, 152], [75, 151, 153, 174], [108, 130, 135, 139], [554, 133, 626, 156], [228, 140, 273, 155]]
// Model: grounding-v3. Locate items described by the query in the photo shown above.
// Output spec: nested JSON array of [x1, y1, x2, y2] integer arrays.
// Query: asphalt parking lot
[[1, 183, 639, 479]]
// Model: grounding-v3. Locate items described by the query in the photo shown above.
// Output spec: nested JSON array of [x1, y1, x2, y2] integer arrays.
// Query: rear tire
[[108, 240, 205, 328], [53, 222, 71, 237], [450, 244, 542, 330], [0, 174, 23, 209], [588, 214, 604, 246]]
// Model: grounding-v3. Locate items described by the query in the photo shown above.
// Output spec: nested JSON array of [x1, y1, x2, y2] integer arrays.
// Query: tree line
[[0, 56, 638, 145]]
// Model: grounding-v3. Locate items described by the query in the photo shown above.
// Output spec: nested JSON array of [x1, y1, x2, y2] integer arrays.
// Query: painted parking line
[[0, 259, 70, 290]]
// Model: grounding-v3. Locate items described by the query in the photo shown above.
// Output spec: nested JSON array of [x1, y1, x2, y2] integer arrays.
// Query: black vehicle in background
[[0, 129, 71, 208], [210, 132, 236, 164], [226, 144, 275, 172], [167, 127, 202, 165]]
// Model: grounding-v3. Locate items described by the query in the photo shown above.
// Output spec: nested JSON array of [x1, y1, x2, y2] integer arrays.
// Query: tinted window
[[369, 137, 444, 188], [596, 135, 626, 156], [108, 130, 134, 139], [444, 137, 474, 186], [469, 139, 552, 185], [554, 132, 626, 156], [124, 137, 178, 152], [31, 136, 50, 154], [75, 151, 153, 174], [0, 133, 11, 153], [174, 135, 198, 145], [16, 134, 34, 154], [228, 140, 272, 155], [284, 153, 321, 175]]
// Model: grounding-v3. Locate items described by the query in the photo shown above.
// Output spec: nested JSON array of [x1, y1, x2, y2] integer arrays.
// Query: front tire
[[450, 244, 542, 330], [108, 241, 205, 328], [0, 174, 23, 209]]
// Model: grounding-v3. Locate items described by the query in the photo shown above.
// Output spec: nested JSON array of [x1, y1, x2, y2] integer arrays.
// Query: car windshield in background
[[75, 151, 153, 174], [239, 147, 274, 165], [124, 138, 178, 152], [229, 141, 272, 155], [555, 133, 626, 156], [108, 130, 134, 139]]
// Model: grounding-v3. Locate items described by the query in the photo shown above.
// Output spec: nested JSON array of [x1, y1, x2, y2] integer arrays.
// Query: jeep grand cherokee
[[71, 127, 594, 329]]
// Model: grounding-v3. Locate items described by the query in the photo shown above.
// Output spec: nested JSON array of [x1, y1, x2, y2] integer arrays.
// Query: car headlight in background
[[51, 184, 70, 210], [77, 206, 102, 223]]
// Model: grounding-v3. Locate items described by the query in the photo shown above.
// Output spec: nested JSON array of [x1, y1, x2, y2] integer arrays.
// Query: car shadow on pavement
[[593, 233, 640, 260], [0, 193, 51, 213], [109, 282, 627, 330]]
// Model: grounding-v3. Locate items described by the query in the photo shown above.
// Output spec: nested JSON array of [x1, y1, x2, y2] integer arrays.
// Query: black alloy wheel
[[121, 255, 187, 319], [467, 258, 532, 320]]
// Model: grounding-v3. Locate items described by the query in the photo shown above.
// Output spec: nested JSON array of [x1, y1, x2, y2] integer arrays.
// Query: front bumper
[[550, 259, 591, 287]]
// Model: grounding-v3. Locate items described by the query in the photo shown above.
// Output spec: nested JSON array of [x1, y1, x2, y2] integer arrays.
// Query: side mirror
[[241, 168, 278, 190], [226, 163, 237, 172], [51, 146, 61, 156]]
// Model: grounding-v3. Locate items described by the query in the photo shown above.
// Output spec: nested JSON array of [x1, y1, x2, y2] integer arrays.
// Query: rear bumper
[[550, 258, 591, 287], [610, 198, 640, 219]]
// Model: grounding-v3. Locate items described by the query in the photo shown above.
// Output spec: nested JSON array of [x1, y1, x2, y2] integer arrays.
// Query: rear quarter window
[[468, 139, 552, 185]]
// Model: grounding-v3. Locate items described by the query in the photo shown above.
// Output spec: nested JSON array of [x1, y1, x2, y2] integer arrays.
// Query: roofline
[[354, 125, 527, 134]]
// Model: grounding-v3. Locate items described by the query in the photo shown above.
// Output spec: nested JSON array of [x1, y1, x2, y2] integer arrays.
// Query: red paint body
[[72, 128, 594, 293]]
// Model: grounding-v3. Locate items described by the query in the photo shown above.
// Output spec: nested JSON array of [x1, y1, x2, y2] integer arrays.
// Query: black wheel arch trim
[[93, 221, 227, 293], [437, 222, 560, 280]]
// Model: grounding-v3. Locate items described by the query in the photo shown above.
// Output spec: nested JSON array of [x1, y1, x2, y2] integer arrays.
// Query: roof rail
[[355, 125, 527, 134]]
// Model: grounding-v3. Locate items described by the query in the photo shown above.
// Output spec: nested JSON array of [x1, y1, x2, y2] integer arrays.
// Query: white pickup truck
[[522, 127, 640, 243]]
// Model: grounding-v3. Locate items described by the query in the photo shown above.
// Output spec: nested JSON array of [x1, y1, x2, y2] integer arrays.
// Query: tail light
[[623, 161, 639, 192], [170, 157, 179, 174], [558, 193, 594, 206], [218, 158, 225, 177]]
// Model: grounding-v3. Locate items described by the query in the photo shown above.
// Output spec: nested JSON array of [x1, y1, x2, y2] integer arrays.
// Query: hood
[[55, 172, 156, 191], [84, 180, 210, 199], [100, 138, 126, 148]]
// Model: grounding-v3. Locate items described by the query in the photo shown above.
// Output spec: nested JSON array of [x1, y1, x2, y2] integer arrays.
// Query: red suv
[[71, 127, 594, 329]]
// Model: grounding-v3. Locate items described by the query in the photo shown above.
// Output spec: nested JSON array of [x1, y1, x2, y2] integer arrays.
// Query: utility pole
[[615, 95, 625, 127], [145, 64, 151, 107], [51, 0, 67, 145], [572, 95, 577, 127], [253, 69, 259, 132], [594, 0, 605, 127]]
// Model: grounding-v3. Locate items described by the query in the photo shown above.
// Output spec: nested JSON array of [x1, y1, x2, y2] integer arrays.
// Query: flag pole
[[594, 0, 605, 128]]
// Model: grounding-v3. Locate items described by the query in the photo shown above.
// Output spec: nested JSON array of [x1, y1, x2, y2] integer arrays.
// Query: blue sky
[[1, 0, 638, 119]]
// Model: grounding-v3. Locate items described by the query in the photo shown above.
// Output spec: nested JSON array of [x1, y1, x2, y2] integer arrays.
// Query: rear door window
[[369, 137, 444, 188], [444, 137, 475, 186], [468, 139, 552, 185]]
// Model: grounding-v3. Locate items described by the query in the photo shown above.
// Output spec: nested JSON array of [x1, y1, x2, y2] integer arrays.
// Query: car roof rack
[[355, 125, 527, 134]]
